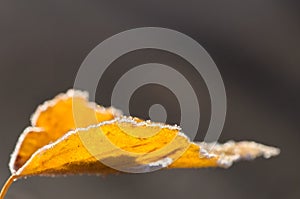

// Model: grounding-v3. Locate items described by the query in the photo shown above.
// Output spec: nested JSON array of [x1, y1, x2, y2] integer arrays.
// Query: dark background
[[0, 1, 299, 199]]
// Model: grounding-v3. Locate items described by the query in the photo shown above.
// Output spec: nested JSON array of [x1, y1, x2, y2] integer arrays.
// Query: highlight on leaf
[[0, 90, 280, 199], [9, 90, 121, 173]]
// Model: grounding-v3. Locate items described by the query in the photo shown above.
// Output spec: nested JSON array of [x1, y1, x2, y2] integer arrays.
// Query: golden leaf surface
[[9, 90, 121, 173], [0, 90, 280, 199]]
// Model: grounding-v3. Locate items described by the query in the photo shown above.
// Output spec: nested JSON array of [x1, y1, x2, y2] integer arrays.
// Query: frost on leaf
[[0, 90, 279, 199]]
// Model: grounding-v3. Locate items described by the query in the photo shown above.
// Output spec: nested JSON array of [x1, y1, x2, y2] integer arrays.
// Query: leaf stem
[[0, 175, 18, 199]]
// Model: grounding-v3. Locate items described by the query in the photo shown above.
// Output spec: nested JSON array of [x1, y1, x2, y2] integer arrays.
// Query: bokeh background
[[0, 1, 299, 199]]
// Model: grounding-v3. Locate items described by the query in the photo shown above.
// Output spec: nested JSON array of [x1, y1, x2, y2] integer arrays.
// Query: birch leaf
[[0, 90, 280, 199]]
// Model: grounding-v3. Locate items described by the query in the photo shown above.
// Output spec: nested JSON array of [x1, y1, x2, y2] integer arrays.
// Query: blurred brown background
[[0, 1, 299, 199]]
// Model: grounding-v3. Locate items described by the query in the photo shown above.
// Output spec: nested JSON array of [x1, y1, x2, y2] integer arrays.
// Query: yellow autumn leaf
[[0, 90, 280, 199]]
